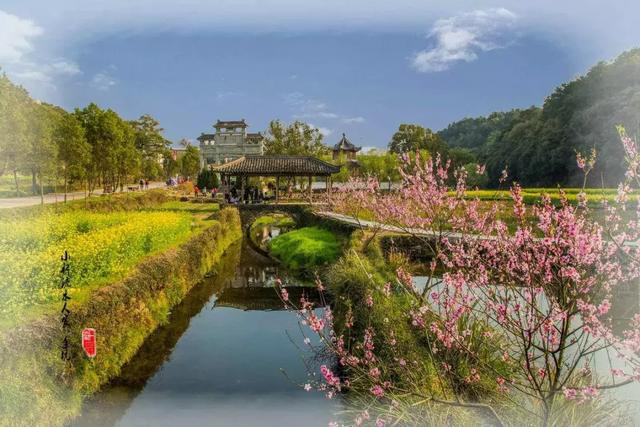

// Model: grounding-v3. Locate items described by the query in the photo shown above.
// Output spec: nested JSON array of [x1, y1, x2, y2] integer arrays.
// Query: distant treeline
[[0, 74, 201, 198], [436, 48, 640, 188]]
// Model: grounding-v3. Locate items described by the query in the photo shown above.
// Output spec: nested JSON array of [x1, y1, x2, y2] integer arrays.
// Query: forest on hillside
[[437, 48, 640, 188]]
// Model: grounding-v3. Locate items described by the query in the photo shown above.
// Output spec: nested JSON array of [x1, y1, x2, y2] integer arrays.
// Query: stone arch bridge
[[236, 203, 310, 229]]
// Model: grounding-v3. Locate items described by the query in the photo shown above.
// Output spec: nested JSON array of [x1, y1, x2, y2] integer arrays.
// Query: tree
[[115, 118, 141, 190], [179, 145, 200, 179], [53, 113, 90, 202], [462, 163, 489, 188], [131, 114, 171, 179], [196, 168, 219, 190], [438, 48, 640, 187], [263, 120, 328, 156], [74, 103, 106, 193], [0, 73, 30, 196], [162, 150, 179, 178], [25, 103, 59, 203], [74, 104, 142, 193], [95, 109, 127, 191], [301, 148, 640, 426], [388, 124, 447, 155], [447, 147, 476, 169]]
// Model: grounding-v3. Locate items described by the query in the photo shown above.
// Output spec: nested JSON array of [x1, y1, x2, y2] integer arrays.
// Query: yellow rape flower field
[[0, 201, 215, 330]]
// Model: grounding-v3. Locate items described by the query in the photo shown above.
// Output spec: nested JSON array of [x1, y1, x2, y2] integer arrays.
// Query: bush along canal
[[71, 235, 341, 427]]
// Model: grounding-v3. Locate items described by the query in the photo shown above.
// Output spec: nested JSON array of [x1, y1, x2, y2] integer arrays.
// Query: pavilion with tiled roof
[[211, 155, 340, 203], [332, 133, 361, 160]]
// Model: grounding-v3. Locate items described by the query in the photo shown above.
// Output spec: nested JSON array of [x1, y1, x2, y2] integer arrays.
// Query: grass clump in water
[[269, 226, 341, 271]]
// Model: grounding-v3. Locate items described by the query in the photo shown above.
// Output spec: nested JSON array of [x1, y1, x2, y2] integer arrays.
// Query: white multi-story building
[[197, 119, 264, 168]]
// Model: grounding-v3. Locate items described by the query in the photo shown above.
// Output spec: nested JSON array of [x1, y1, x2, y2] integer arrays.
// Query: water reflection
[[412, 276, 640, 333], [250, 214, 295, 253], [71, 240, 337, 427]]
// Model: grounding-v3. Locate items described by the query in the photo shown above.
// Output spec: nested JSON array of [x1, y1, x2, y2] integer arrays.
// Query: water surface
[[72, 240, 338, 427]]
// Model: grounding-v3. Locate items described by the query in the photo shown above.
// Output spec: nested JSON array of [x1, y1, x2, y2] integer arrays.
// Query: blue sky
[[1, 1, 638, 148]]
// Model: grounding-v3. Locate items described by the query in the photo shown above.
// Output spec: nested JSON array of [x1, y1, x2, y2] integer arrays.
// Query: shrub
[[176, 181, 194, 195], [196, 169, 220, 190]]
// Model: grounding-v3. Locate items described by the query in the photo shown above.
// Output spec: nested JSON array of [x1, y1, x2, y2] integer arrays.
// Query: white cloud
[[295, 111, 339, 120], [50, 60, 81, 76], [4, 1, 640, 68], [308, 124, 333, 137], [342, 116, 365, 124], [91, 72, 116, 90], [0, 10, 82, 93], [0, 10, 43, 65], [285, 91, 364, 125], [361, 146, 382, 154], [318, 127, 332, 137], [284, 91, 329, 117], [11, 59, 81, 84], [216, 90, 244, 99], [412, 8, 518, 73]]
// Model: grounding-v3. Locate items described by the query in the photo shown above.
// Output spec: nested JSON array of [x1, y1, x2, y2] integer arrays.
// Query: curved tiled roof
[[215, 119, 248, 128], [245, 132, 264, 141], [197, 133, 215, 141], [333, 133, 361, 152], [211, 155, 340, 176]]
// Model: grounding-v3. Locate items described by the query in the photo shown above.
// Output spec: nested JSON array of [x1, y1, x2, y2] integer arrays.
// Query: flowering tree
[[282, 133, 640, 426]]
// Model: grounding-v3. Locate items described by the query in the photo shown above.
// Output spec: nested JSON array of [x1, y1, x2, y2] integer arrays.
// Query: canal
[[71, 238, 340, 427], [70, 222, 640, 426]]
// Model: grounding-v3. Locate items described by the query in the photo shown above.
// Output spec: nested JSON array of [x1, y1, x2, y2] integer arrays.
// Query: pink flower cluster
[[320, 365, 341, 388]]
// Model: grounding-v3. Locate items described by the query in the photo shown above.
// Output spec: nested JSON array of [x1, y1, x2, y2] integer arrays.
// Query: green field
[[0, 196, 220, 329], [459, 187, 637, 206]]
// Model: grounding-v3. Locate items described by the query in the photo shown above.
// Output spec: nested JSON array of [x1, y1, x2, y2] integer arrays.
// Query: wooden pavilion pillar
[[275, 176, 280, 204], [325, 176, 330, 199], [308, 175, 312, 204], [240, 174, 246, 204]]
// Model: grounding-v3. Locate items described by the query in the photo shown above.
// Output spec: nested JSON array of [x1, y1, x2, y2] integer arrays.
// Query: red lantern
[[82, 328, 96, 358]]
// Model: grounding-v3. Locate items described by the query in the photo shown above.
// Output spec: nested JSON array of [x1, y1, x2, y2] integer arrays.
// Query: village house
[[197, 119, 264, 168]]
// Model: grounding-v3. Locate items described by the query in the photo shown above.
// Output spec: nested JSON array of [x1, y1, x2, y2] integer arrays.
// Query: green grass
[[269, 226, 342, 271], [158, 200, 219, 213]]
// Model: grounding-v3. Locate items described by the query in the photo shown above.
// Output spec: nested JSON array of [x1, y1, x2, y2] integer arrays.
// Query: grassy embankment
[[0, 191, 242, 426], [323, 227, 626, 425], [268, 226, 342, 272], [324, 230, 514, 424]]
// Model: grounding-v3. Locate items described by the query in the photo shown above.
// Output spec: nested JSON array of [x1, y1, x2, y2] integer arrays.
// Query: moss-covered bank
[[269, 226, 342, 272], [0, 207, 242, 427], [324, 230, 512, 424]]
